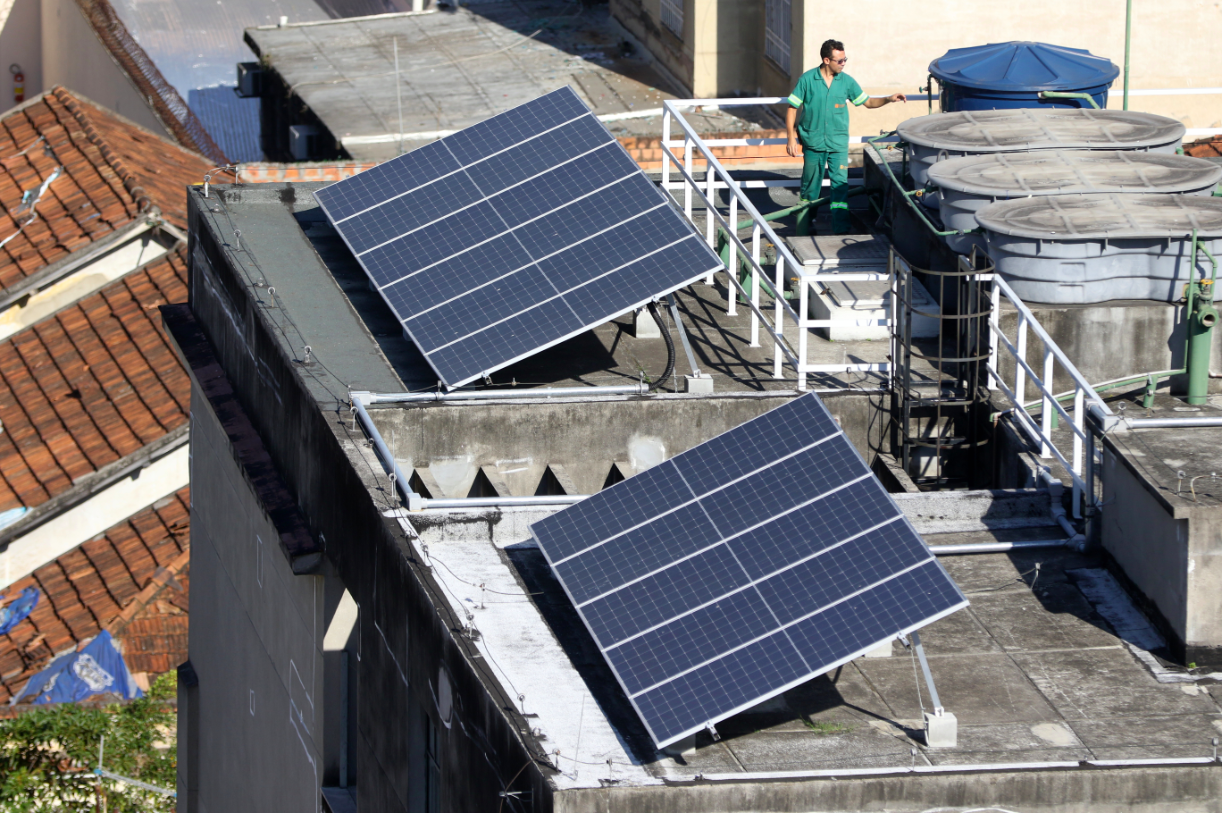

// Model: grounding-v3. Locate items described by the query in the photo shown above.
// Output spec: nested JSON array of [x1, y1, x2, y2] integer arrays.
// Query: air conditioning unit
[[288, 125, 320, 161], [236, 62, 264, 98]]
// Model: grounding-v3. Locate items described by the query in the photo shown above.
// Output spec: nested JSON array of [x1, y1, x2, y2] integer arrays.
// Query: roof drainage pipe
[[927, 539, 1079, 555], [360, 385, 649, 404]]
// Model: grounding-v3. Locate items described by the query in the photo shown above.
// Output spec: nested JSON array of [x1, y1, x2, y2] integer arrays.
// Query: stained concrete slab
[[902, 605, 1002, 656], [1011, 648, 1221, 721], [1069, 713, 1222, 754], [856, 653, 1061, 725], [723, 728, 917, 772]]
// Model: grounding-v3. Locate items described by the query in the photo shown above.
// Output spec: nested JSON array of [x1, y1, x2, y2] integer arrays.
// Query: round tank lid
[[898, 108, 1185, 152], [928, 41, 1119, 91], [976, 193, 1222, 240], [929, 150, 1222, 197]]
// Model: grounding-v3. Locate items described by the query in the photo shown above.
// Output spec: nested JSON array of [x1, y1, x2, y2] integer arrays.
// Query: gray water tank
[[975, 194, 1222, 304], [931, 151, 1222, 253], [898, 108, 1185, 190]]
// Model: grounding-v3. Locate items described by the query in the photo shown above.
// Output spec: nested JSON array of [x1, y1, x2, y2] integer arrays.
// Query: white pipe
[[685, 755, 1217, 783], [418, 496, 584, 509], [360, 385, 647, 404], [352, 395, 413, 505], [1037, 469, 1086, 550], [1123, 417, 1222, 428], [928, 539, 1076, 555]]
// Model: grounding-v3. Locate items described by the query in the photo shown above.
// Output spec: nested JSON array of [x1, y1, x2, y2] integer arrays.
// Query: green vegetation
[[801, 718, 849, 734], [0, 672, 176, 812]]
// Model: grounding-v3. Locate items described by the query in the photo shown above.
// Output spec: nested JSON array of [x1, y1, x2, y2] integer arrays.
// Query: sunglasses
[[829, 57, 848, 65]]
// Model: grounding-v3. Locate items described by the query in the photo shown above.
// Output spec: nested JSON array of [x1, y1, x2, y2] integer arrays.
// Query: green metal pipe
[[1037, 91, 1101, 109], [866, 132, 970, 238], [1186, 229, 1219, 405], [1123, 0, 1132, 110]]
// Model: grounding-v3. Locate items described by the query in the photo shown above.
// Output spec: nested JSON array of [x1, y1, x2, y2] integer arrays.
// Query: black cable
[[646, 301, 674, 392]]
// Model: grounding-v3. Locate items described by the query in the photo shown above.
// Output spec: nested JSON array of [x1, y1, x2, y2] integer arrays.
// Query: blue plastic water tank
[[929, 42, 1119, 112]]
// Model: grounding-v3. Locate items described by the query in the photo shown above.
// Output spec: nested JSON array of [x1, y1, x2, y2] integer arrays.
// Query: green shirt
[[787, 69, 869, 152]]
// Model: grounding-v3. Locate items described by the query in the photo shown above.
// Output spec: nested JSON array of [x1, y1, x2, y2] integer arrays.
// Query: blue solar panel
[[530, 393, 967, 748], [314, 87, 722, 387]]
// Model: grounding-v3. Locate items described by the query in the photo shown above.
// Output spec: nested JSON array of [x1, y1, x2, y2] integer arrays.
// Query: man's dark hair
[[820, 39, 845, 61]]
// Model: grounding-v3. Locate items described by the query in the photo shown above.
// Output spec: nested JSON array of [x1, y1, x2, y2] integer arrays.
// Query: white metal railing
[[661, 98, 892, 385], [985, 266, 1115, 517]]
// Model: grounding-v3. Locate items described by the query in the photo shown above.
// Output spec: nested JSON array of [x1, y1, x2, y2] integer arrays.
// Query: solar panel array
[[530, 393, 967, 747], [314, 87, 722, 388]]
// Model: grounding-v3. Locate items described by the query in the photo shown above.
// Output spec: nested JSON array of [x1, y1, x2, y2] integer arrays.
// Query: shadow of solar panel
[[530, 392, 967, 747], [314, 86, 722, 388]]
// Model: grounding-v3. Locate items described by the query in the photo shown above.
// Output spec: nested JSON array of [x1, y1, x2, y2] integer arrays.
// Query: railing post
[[661, 108, 671, 191], [798, 274, 809, 391], [1041, 346, 1055, 459], [683, 137, 693, 221], [704, 164, 716, 284], [750, 225, 761, 347], [727, 194, 738, 316], [1073, 387, 1085, 519], [774, 255, 785, 379], [1015, 314, 1028, 417], [988, 279, 1000, 390]]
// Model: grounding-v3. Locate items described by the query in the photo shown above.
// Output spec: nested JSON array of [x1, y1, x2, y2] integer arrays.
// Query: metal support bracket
[[667, 294, 702, 378], [909, 630, 943, 714]]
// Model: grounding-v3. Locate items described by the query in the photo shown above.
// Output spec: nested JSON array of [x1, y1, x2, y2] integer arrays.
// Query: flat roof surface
[[404, 505, 1222, 789], [244, 2, 769, 161], [198, 180, 905, 395]]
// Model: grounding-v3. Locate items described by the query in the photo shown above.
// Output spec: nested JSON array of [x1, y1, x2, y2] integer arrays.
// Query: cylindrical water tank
[[974, 194, 1222, 304], [898, 108, 1185, 190], [929, 42, 1118, 113], [930, 151, 1222, 253]]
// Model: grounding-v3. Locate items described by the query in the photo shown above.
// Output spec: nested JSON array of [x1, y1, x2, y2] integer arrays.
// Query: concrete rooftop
[[206, 179, 915, 396], [402, 502, 1222, 790], [244, 2, 773, 161]]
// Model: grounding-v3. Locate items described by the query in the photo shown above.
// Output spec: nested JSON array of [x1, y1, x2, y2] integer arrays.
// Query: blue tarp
[[0, 586, 38, 635], [13, 630, 143, 705]]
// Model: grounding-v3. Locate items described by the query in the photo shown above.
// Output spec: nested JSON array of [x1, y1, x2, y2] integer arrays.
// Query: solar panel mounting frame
[[529, 393, 968, 748], [312, 87, 723, 389]]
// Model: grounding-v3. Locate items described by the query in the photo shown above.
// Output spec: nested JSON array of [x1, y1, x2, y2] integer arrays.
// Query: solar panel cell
[[579, 544, 749, 645], [316, 86, 721, 387], [530, 393, 967, 748], [444, 90, 588, 165], [607, 588, 782, 695], [553, 501, 719, 604], [315, 139, 461, 221], [472, 120, 619, 195]]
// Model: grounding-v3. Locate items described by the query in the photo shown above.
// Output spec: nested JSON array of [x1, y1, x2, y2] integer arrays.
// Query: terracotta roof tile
[[0, 488, 190, 701], [1185, 136, 1222, 159], [0, 249, 189, 514]]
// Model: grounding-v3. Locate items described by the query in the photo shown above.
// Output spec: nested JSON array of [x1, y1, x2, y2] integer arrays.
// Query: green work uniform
[[787, 69, 869, 234]]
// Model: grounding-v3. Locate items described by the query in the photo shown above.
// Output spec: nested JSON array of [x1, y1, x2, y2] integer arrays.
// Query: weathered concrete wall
[[186, 191, 560, 812], [1100, 434, 1222, 667], [39, 0, 170, 138], [187, 382, 325, 813], [1, 0, 42, 100], [610, 0, 694, 94], [368, 390, 888, 498], [551, 764, 1222, 813]]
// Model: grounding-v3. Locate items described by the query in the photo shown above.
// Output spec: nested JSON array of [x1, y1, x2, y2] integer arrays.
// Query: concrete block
[[663, 734, 696, 757], [807, 274, 939, 342], [863, 640, 894, 658], [924, 711, 958, 748], [683, 374, 714, 393], [632, 307, 660, 339]]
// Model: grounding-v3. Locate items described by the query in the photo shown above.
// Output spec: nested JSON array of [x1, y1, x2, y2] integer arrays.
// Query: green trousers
[[798, 148, 851, 235]]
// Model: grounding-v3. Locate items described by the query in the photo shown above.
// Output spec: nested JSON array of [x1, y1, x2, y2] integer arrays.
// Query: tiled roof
[[0, 87, 209, 289], [1185, 135, 1222, 159], [0, 250, 190, 514], [0, 487, 190, 703]]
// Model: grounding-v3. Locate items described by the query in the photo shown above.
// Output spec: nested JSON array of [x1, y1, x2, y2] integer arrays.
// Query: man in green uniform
[[786, 39, 906, 234]]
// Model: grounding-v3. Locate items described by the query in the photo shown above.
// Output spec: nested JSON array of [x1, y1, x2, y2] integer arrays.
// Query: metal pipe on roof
[[417, 496, 586, 509], [1122, 417, 1222, 428], [928, 539, 1077, 555], [359, 385, 649, 404], [351, 393, 413, 506]]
